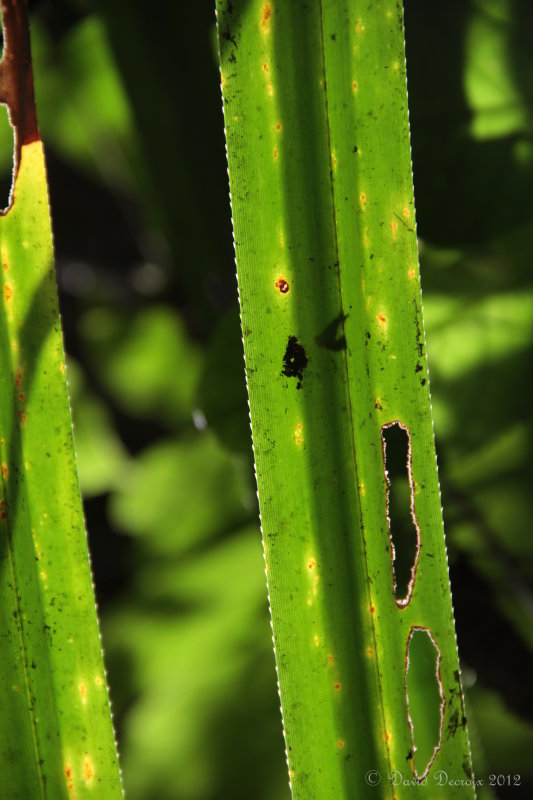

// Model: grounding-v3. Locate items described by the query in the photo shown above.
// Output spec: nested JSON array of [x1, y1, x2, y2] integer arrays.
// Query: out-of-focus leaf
[[104, 527, 289, 800], [67, 357, 129, 496], [108, 432, 255, 555], [195, 309, 252, 453], [30, 15, 137, 188], [465, 0, 531, 139], [79, 305, 203, 426]]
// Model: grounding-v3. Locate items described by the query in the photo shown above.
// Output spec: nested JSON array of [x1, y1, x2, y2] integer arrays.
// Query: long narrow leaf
[[0, 3, 122, 796], [217, 1, 475, 797]]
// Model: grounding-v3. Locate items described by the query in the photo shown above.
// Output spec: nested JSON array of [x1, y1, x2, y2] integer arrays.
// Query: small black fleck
[[420, 378, 426, 386], [331, 33, 337, 41], [406, 749, 413, 761], [352, 145, 358, 153], [415, 362, 423, 373], [281, 336, 308, 389]]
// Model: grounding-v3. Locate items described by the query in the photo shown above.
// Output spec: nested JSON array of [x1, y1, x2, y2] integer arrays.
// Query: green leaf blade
[[0, 139, 123, 797], [218, 1, 475, 797]]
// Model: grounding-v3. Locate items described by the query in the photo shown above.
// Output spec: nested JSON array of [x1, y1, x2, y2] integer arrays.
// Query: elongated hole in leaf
[[381, 421, 420, 605], [0, 103, 14, 211], [405, 627, 445, 780]]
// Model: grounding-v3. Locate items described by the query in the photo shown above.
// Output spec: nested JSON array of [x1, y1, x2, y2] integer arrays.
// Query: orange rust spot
[[18, 410, 27, 424], [334, 682, 341, 691], [385, 731, 391, 742], [370, 605, 376, 614], [95, 675, 103, 687], [352, 80, 358, 92], [360, 483, 365, 496], [79, 683, 87, 702], [355, 21, 364, 33], [273, 148, 278, 159], [4, 284, 12, 301], [83, 757, 94, 783], [1, 464, 7, 478], [403, 206, 410, 218], [408, 267, 416, 280], [338, 739, 345, 749], [263, 63, 269, 72], [15, 370, 22, 388], [295, 422, 303, 445], [276, 122, 281, 131], [359, 191, 366, 206], [289, 769, 295, 779], [261, 3, 271, 29], [307, 557, 316, 571], [221, 73, 226, 89], [0, 499, 4, 507], [367, 647, 373, 656], [64, 764, 74, 792], [18, 392, 24, 402], [328, 654, 334, 666], [275, 277, 289, 294], [377, 313, 387, 326], [391, 219, 398, 238], [2, 260, 7, 272], [0, 511, 7, 520]]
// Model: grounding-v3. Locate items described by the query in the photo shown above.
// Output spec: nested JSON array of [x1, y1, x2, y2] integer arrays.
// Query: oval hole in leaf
[[381, 421, 420, 605], [405, 627, 444, 780]]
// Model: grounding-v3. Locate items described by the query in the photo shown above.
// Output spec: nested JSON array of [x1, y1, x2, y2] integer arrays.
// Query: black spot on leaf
[[281, 336, 308, 389]]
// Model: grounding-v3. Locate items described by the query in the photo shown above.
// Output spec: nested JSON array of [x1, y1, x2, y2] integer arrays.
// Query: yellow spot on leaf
[[4, 284, 12, 301], [408, 267, 416, 280], [359, 191, 366, 208], [360, 483, 365, 496], [79, 682, 87, 704], [83, 756, 94, 783], [391, 219, 398, 239], [267, 83, 274, 97], [367, 647, 373, 656], [307, 557, 316, 571], [1, 464, 7, 479], [393, 60, 399, 71], [314, 634, 319, 646], [328, 654, 334, 666], [273, 148, 278, 160], [403, 206, 410, 218], [352, 80, 358, 92], [95, 675, 103, 687], [355, 20, 364, 33], [40, 571, 46, 581], [294, 422, 303, 445]]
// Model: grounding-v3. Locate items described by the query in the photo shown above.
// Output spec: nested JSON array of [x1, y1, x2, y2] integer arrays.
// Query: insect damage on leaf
[[0, 0, 40, 199], [281, 335, 308, 389]]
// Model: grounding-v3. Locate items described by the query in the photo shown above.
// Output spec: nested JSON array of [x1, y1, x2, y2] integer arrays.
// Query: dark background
[[1, 1, 530, 797]]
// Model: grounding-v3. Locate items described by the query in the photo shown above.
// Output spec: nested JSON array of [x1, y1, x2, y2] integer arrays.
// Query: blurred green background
[[1, 0, 531, 797]]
